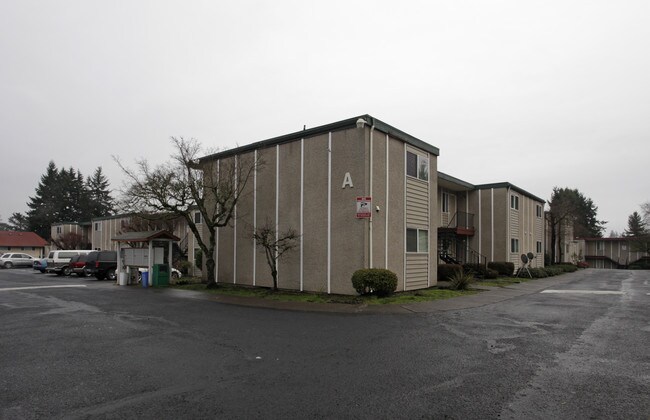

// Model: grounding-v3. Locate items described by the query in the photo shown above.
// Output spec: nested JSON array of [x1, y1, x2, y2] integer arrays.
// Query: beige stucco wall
[[204, 125, 438, 294]]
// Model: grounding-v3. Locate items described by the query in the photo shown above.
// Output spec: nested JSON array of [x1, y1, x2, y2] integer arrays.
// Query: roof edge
[[199, 114, 439, 163], [474, 182, 545, 203]]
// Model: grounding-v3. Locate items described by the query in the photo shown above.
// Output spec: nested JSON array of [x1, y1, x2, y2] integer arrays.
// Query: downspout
[[369, 122, 375, 268]]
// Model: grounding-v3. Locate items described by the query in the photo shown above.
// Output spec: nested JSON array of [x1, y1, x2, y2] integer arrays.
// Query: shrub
[[527, 267, 548, 278], [553, 264, 578, 273], [438, 264, 463, 281], [485, 268, 498, 279], [544, 267, 563, 276], [449, 270, 474, 290], [577, 261, 589, 268], [488, 261, 515, 276], [462, 263, 487, 278], [351, 268, 398, 297]]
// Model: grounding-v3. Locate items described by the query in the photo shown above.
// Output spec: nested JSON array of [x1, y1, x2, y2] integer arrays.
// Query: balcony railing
[[447, 211, 474, 229]]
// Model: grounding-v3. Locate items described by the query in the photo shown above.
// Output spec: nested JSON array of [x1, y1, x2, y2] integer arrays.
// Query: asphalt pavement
[[1, 267, 648, 419]]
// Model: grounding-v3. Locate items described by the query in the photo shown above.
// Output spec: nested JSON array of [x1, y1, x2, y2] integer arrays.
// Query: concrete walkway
[[161, 274, 578, 314]]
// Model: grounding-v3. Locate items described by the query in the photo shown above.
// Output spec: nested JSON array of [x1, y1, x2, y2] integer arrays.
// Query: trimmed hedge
[[351, 268, 398, 296], [553, 264, 578, 273], [488, 261, 515, 276], [438, 264, 462, 281]]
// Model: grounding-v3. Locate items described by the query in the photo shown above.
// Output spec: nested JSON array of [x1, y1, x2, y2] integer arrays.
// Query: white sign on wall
[[356, 196, 372, 218]]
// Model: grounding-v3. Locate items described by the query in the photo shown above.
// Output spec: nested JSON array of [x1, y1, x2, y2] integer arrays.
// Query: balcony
[[438, 211, 475, 236]]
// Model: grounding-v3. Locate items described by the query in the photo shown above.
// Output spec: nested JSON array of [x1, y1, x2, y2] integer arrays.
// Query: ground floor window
[[536, 241, 542, 253], [511, 238, 519, 253], [406, 228, 429, 253]]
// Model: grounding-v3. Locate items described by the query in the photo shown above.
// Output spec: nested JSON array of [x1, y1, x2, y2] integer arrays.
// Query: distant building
[[578, 237, 649, 268], [0, 231, 49, 258]]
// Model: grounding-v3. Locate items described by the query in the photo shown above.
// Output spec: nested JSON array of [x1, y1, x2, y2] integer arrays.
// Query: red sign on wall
[[356, 196, 372, 218]]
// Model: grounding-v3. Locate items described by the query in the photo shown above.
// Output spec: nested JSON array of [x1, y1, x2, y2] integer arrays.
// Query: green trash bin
[[152, 264, 170, 287]]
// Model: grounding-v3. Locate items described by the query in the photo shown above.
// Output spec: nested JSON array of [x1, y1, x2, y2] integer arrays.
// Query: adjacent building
[[438, 173, 546, 268], [0, 231, 49, 258]]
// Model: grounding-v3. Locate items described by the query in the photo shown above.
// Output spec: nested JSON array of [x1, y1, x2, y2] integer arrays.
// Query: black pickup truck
[[84, 251, 117, 280]]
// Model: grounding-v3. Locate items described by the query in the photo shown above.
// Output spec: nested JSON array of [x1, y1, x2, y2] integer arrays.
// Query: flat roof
[[200, 114, 440, 163]]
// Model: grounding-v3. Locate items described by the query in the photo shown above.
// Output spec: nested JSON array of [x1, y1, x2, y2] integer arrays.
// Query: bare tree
[[253, 219, 299, 292], [115, 137, 258, 288], [52, 232, 86, 250]]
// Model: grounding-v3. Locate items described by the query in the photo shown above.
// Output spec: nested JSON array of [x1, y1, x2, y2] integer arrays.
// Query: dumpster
[[141, 270, 149, 288], [152, 264, 170, 287]]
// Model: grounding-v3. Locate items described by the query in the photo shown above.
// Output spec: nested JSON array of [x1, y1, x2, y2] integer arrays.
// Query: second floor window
[[442, 192, 449, 213], [406, 151, 429, 181], [510, 195, 519, 210], [194, 211, 202, 224], [536, 204, 542, 218]]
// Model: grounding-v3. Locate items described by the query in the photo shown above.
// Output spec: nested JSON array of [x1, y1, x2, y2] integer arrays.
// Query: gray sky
[[1, 0, 648, 235]]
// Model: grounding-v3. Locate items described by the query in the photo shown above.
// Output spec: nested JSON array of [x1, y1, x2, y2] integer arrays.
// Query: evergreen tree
[[9, 213, 29, 231], [547, 187, 606, 263], [624, 211, 647, 237], [86, 167, 114, 218], [26, 161, 61, 239]]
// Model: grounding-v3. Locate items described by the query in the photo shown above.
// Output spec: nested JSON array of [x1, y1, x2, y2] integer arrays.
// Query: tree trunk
[[205, 246, 217, 289]]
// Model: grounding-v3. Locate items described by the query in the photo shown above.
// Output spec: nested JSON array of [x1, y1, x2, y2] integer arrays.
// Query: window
[[406, 228, 429, 253], [94, 222, 102, 232], [194, 211, 202, 224], [510, 195, 519, 210], [406, 151, 429, 181], [536, 241, 542, 253], [511, 238, 519, 253], [536, 204, 542, 218], [56, 226, 62, 234], [441, 192, 449, 213]]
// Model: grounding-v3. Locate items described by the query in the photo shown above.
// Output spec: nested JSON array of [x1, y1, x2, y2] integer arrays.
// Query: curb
[[157, 273, 578, 314]]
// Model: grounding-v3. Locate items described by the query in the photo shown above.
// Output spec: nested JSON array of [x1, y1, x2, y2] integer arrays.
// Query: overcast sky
[[1, 1, 648, 234]]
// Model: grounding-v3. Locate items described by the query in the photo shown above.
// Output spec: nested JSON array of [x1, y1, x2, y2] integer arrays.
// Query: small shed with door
[[112, 230, 179, 286]]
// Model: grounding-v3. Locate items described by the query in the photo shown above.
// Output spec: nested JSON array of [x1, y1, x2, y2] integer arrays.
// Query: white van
[[46, 250, 95, 276]]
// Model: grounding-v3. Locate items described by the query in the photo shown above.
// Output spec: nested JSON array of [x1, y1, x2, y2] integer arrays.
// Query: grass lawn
[[476, 277, 531, 287], [173, 282, 479, 305]]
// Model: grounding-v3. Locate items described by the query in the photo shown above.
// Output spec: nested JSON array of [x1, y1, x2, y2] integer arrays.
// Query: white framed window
[[510, 195, 519, 210], [194, 211, 202, 224], [406, 151, 429, 181], [536, 241, 542, 253], [441, 192, 449, 213], [94, 222, 102, 232], [56, 226, 62, 234], [406, 228, 429, 253], [536, 204, 542, 218], [511, 238, 519, 253]]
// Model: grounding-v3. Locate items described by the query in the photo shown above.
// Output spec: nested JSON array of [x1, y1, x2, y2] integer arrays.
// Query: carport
[[111, 230, 180, 286]]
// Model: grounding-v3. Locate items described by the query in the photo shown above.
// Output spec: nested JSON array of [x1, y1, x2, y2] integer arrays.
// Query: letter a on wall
[[342, 172, 354, 189]]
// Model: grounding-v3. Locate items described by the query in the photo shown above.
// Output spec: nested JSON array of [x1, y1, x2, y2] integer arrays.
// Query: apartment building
[[198, 115, 439, 295], [438, 173, 546, 269]]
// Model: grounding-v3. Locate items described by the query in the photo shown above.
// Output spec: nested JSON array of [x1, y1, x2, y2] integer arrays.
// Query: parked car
[[69, 254, 91, 277], [84, 250, 117, 281], [1, 253, 35, 269], [46, 250, 94, 276], [33, 258, 48, 273]]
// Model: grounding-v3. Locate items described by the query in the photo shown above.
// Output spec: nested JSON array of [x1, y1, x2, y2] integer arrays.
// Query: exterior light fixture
[[356, 118, 367, 129]]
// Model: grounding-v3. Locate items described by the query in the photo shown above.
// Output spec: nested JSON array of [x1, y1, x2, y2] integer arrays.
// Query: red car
[[69, 254, 90, 277]]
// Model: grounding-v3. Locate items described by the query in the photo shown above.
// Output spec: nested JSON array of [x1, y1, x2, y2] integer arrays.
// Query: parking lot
[[1, 267, 648, 419]]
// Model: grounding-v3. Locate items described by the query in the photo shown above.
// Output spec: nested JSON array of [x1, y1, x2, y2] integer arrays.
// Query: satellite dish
[[527, 252, 535, 261], [520, 254, 528, 264]]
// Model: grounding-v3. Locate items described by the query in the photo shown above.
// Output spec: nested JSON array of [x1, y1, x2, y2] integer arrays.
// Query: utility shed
[[112, 230, 180, 284], [198, 115, 440, 295]]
